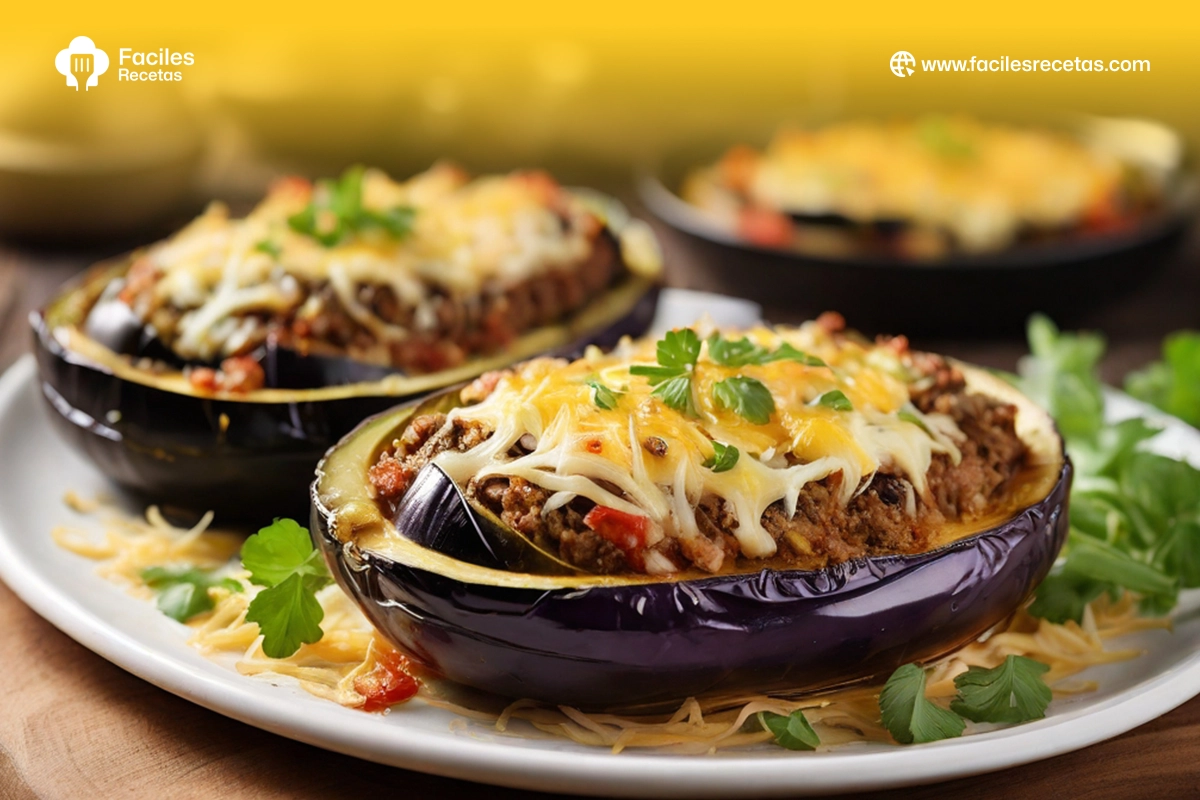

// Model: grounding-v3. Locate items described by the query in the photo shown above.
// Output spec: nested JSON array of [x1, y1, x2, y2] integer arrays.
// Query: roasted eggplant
[[32, 168, 661, 518], [311, 336, 1069, 709]]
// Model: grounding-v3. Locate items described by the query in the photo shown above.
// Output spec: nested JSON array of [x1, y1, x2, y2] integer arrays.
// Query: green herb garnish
[[585, 378, 623, 411], [950, 655, 1053, 724], [878, 663, 966, 744], [254, 239, 282, 258], [287, 166, 416, 247], [814, 389, 853, 412], [241, 518, 332, 658], [713, 376, 775, 425], [630, 329, 701, 416], [706, 333, 827, 368], [758, 710, 820, 751], [141, 566, 241, 623], [703, 441, 740, 473], [1016, 314, 1200, 621], [1125, 332, 1200, 428]]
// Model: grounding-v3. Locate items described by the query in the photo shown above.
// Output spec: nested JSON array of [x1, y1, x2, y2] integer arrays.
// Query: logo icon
[[890, 50, 916, 78], [55, 36, 110, 91]]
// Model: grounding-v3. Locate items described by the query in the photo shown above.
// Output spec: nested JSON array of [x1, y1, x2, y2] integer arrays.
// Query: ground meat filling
[[369, 356, 1028, 575], [112, 227, 624, 384]]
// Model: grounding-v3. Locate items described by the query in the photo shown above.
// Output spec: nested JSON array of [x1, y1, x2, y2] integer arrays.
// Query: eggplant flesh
[[311, 372, 1070, 710], [32, 256, 659, 520]]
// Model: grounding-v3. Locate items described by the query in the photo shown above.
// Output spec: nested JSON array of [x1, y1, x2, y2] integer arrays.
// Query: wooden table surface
[[1, 226, 1199, 799]]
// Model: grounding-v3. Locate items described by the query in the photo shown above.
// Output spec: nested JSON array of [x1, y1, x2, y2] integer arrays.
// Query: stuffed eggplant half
[[312, 318, 1070, 708], [33, 163, 661, 517]]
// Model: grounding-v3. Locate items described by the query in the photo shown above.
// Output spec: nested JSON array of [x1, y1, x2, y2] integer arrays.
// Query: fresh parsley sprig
[[878, 663, 966, 744], [141, 566, 241, 623], [241, 518, 333, 658], [585, 378, 623, 411], [758, 709, 820, 750], [713, 376, 775, 424], [813, 389, 853, 412], [1017, 314, 1200, 622], [706, 333, 827, 368], [876, 656, 1054, 746], [950, 655, 1052, 724], [1125, 331, 1200, 428], [703, 441, 740, 473], [630, 329, 786, 424], [288, 166, 416, 247], [630, 329, 702, 416]]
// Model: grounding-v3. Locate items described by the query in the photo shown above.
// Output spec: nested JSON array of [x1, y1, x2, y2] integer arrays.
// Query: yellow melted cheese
[[433, 323, 963, 569], [135, 164, 652, 361]]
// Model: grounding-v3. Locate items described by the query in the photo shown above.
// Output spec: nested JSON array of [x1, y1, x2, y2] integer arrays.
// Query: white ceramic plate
[[3, 306, 1200, 797]]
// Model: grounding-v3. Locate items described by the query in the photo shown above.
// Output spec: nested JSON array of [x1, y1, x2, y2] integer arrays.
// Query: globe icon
[[890, 51, 916, 78]]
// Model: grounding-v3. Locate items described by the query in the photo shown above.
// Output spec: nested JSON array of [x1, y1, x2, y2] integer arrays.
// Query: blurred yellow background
[[1, 0, 1197, 236]]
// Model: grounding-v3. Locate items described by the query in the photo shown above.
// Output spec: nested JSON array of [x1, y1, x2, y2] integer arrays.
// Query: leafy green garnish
[[1018, 314, 1106, 442], [879, 663, 965, 744], [703, 441, 740, 473], [287, 166, 416, 247], [706, 333, 827, 368], [813, 389, 853, 412], [1125, 331, 1200, 428], [898, 406, 932, 434], [654, 328, 703, 370], [1016, 315, 1200, 621], [141, 566, 241, 623], [758, 710, 820, 750], [585, 378, 623, 411], [242, 518, 332, 658], [950, 655, 1052, 724], [712, 376, 775, 425], [254, 239, 282, 258], [630, 329, 701, 416]]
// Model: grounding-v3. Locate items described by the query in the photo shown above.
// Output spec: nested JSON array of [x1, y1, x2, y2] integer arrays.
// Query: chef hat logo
[[55, 36, 110, 90]]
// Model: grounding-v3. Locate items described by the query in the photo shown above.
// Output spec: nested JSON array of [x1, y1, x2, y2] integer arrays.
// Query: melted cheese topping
[[434, 323, 963, 566], [135, 164, 627, 361], [686, 117, 1132, 252]]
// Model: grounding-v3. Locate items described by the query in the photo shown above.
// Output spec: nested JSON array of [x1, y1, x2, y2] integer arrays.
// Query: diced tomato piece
[[583, 506, 653, 569], [737, 207, 795, 248], [718, 145, 760, 194], [1082, 193, 1131, 234], [188, 367, 220, 392], [355, 650, 420, 712], [219, 355, 265, 393]]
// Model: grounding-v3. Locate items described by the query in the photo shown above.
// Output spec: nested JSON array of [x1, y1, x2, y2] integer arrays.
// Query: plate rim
[[3, 352, 1200, 798]]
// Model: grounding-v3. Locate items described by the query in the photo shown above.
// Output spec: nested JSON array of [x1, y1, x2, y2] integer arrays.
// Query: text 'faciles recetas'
[[116, 48, 195, 82]]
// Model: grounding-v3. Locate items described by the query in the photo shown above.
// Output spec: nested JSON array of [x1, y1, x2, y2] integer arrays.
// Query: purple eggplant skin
[[31, 257, 659, 521], [311, 398, 1071, 711]]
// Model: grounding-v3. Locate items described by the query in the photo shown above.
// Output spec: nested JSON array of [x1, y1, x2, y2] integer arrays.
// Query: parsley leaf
[[706, 333, 762, 367], [254, 239, 282, 258], [630, 329, 701, 415], [585, 378, 623, 411], [950, 655, 1052, 724], [703, 441, 740, 472], [246, 573, 326, 659], [656, 328, 702, 370], [241, 518, 333, 658], [706, 333, 827, 368], [1015, 315, 1200, 621], [898, 407, 931, 433], [1125, 331, 1200, 428], [758, 710, 820, 751], [242, 518, 329, 588], [814, 389, 853, 411], [713, 376, 775, 424], [1017, 314, 1106, 442], [141, 566, 241, 623], [879, 663, 965, 744], [287, 166, 416, 247]]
